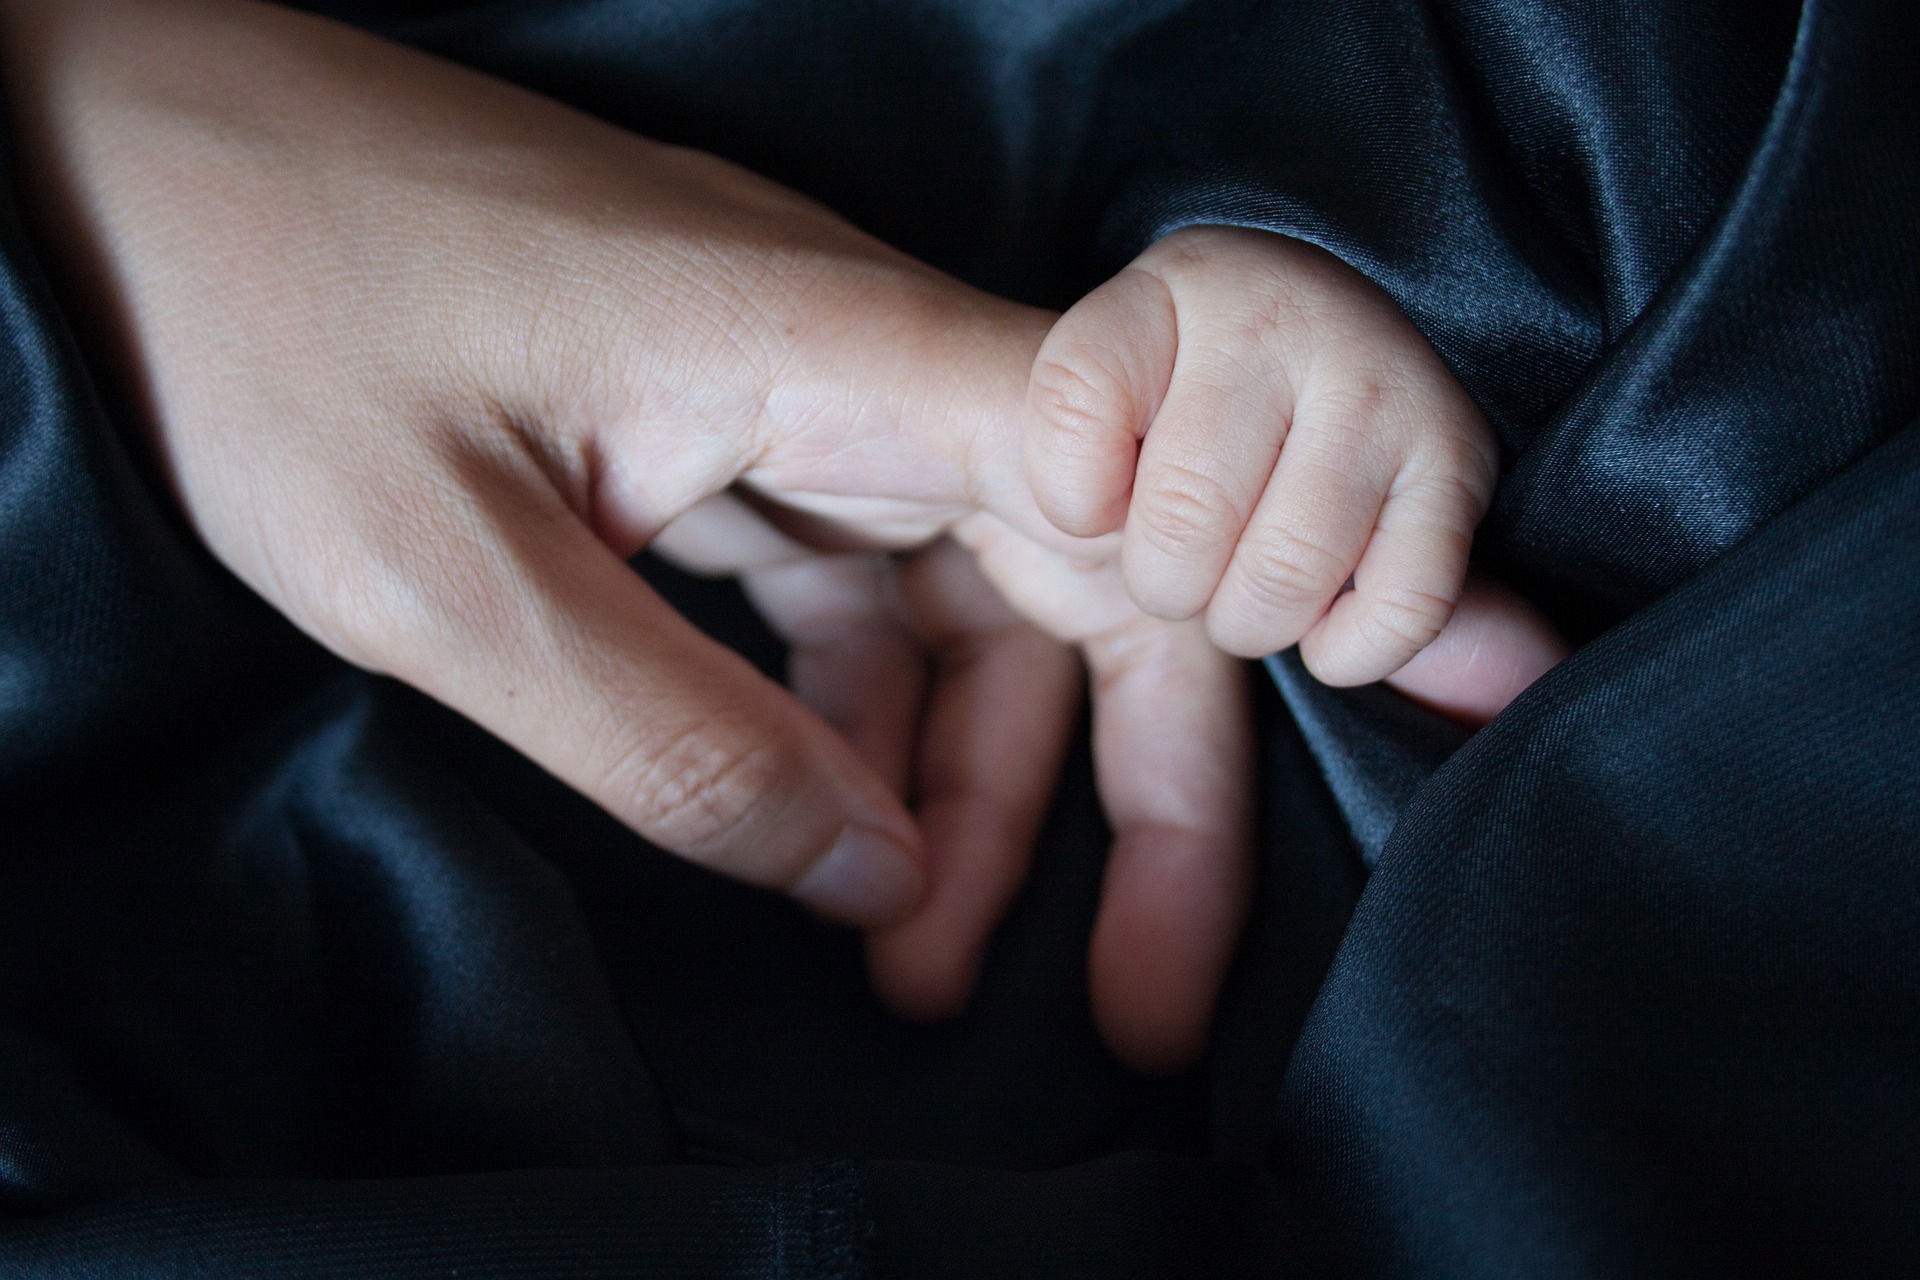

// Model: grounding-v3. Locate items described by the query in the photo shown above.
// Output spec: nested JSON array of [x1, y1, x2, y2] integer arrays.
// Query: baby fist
[[1023, 226, 1499, 687]]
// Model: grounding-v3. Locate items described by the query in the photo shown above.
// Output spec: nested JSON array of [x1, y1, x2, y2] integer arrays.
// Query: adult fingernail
[[794, 824, 923, 926]]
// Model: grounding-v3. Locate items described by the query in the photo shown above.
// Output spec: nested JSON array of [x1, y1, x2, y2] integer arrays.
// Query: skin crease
[[0, 0, 1566, 1073], [1027, 228, 1506, 687]]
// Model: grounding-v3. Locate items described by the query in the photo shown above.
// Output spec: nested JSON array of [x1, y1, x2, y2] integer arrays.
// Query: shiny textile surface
[[1, 0, 1915, 1274]]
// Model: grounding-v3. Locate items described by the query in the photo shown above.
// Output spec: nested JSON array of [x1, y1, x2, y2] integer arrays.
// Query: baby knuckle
[[1307, 363, 1393, 420], [1420, 436, 1501, 505], [1136, 464, 1242, 558], [1235, 528, 1347, 612], [1359, 585, 1453, 654], [1029, 352, 1130, 450]]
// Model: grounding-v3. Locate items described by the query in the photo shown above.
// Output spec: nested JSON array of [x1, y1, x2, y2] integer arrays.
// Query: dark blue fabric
[[1285, 413, 1920, 1276], [1262, 652, 1469, 869], [1, 0, 1915, 1273]]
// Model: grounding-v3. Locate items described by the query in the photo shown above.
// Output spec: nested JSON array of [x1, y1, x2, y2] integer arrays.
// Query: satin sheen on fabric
[[0, 0, 1913, 1275]]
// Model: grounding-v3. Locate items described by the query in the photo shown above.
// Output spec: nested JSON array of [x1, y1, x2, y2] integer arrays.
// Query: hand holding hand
[[2, 0, 1034, 924], [1, 0, 1262, 1071], [1, 0, 1563, 1077]]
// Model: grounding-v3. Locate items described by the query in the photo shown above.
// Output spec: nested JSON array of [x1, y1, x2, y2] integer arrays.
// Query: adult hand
[[655, 500, 1562, 1071], [0, 0, 1259, 1070], [657, 502, 1255, 1073], [1, 0, 1561, 1074], [0, 0, 1007, 919]]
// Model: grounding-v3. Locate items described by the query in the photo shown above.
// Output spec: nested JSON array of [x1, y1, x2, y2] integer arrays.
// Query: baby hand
[[1025, 226, 1500, 686]]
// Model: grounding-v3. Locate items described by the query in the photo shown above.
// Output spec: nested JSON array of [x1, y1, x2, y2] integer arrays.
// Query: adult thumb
[[345, 473, 925, 928]]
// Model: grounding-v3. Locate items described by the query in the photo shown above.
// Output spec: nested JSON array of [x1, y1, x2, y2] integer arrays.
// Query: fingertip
[[1091, 953, 1212, 1076], [1086, 825, 1248, 1077], [1295, 628, 1421, 690], [793, 822, 925, 928], [1029, 468, 1130, 541], [861, 790, 1051, 1025], [1122, 520, 1239, 625], [1205, 606, 1309, 661], [866, 920, 982, 1023]]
